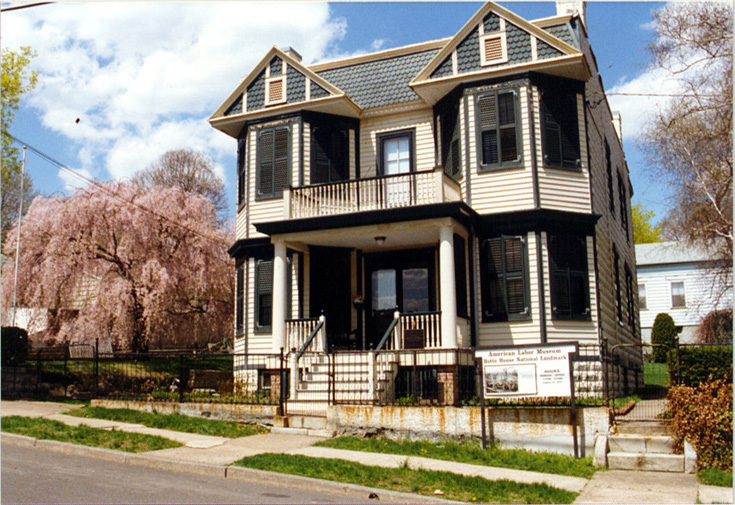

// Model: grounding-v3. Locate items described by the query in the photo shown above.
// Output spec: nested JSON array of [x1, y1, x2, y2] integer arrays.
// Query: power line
[[4, 132, 233, 251], [607, 92, 722, 98], [1, 2, 53, 12]]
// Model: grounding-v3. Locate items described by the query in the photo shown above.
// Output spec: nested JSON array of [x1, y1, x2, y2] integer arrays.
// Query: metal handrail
[[296, 318, 324, 360], [375, 316, 399, 352]]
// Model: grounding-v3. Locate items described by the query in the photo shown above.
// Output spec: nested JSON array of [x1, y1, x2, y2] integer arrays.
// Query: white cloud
[[607, 67, 683, 142], [4, 2, 347, 189]]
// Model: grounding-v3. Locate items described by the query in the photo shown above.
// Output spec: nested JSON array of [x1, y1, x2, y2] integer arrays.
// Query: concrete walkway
[[2, 400, 731, 504]]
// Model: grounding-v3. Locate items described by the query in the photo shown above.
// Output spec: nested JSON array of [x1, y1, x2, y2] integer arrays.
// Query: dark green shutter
[[482, 235, 528, 322], [541, 89, 580, 169], [549, 234, 590, 320], [255, 259, 273, 329], [236, 264, 244, 335]]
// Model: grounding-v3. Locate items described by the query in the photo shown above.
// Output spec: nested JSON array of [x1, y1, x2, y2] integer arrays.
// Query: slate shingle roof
[[315, 49, 440, 109]]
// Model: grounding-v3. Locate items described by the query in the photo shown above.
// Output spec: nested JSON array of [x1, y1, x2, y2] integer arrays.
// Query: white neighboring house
[[636, 241, 732, 344]]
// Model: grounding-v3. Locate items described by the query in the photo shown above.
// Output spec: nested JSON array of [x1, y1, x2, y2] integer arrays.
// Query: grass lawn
[[698, 468, 733, 488], [63, 406, 268, 438], [1, 415, 181, 453], [643, 361, 670, 387], [234, 453, 578, 503], [315, 436, 597, 479]]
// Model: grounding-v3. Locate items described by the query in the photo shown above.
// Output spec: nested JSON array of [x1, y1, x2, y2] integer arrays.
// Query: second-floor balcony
[[284, 167, 461, 219]]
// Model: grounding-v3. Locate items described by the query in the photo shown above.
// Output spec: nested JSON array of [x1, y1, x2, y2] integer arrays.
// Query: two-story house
[[210, 1, 641, 410]]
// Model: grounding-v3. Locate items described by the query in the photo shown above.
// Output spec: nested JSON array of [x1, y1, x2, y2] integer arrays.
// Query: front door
[[310, 246, 352, 349], [365, 249, 434, 348]]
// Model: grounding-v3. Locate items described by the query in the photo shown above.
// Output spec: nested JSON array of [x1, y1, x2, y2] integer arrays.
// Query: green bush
[[651, 313, 677, 363], [667, 378, 733, 471], [1, 326, 29, 366], [677, 345, 733, 387]]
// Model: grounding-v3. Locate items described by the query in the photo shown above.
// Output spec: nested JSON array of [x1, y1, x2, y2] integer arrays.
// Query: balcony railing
[[285, 167, 461, 219]]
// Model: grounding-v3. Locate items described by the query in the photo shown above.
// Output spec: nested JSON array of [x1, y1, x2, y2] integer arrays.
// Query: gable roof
[[636, 241, 723, 267]]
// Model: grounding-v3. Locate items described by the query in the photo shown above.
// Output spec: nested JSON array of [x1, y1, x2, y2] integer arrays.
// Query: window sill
[[551, 314, 592, 322], [254, 194, 283, 202], [254, 327, 272, 334], [481, 315, 532, 324], [478, 161, 524, 173]]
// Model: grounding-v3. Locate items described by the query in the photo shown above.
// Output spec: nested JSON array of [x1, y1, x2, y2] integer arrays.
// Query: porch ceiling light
[[374, 236, 387, 246]]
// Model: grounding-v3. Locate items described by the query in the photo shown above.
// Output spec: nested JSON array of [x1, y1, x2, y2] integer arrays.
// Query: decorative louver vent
[[480, 33, 508, 66], [265, 76, 286, 106]]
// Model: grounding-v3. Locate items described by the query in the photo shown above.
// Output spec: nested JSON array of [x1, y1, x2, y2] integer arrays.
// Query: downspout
[[529, 86, 547, 343], [299, 116, 304, 187], [463, 93, 472, 206]]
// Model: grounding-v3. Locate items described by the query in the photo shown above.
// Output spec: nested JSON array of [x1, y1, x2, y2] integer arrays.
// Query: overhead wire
[[4, 132, 233, 252]]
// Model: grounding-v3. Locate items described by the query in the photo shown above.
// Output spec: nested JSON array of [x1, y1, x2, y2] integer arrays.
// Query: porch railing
[[285, 317, 326, 354], [376, 311, 444, 350], [285, 167, 461, 219]]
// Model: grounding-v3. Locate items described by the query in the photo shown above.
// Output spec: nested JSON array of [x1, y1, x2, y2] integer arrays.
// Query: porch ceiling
[[277, 218, 456, 252]]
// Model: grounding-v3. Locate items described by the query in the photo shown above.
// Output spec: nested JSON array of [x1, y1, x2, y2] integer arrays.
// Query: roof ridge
[[309, 37, 450, 73]]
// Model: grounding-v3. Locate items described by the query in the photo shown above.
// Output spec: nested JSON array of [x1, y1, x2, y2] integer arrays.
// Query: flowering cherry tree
[[1, 182, 234, 351]]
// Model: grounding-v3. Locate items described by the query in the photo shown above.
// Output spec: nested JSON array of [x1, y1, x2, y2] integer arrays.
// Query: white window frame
[[480, 32, 508, 66], [265, 75, 287, 106], [670, 280, 686, 308]]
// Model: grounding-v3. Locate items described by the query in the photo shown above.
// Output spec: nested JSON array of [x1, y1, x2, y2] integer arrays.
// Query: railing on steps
[[287, 315, 326, 401]]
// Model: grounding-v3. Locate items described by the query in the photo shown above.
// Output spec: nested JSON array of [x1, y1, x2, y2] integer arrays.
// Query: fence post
[[179, 354, 185, 403], [368, 351, 376, 402], [63, 348, 68, 399], [279, 347, 285, 414], [94, 338, 99, 398], [290, 350, 298, 400]]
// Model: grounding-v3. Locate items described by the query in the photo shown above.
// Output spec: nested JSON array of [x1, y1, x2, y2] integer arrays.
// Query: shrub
[[677, 345, 733, 387], [667, 378, 733, 471], [697, 309, 733, 344], [651, 313, 678, 363], [1, 326, 29, 365]]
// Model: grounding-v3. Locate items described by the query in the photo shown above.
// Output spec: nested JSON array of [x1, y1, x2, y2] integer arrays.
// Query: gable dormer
[[411, 3, 590, 105], [210, 47, 360, 137]]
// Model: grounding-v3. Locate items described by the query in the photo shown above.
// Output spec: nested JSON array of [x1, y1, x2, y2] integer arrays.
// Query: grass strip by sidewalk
[[698, 468, 733, 487], [234, 453, 578, 503], [316, 436, 597, 479], [63, 406, 268, 438], [1, 415, 182, 453]]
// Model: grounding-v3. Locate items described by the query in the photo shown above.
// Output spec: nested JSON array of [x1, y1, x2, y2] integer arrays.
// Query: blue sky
[[5, 1, 671, 222]]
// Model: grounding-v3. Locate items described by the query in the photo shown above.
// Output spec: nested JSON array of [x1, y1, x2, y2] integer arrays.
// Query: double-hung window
[[540, 88, 580, 169], [548, 233, 590, 320], [671, 281, 686, 308], [480, 235, 530, 322], [256, 125, 290, 199], [476, 89, 521, 170]]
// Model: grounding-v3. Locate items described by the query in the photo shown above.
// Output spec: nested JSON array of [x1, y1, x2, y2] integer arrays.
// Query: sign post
[[475, 342, 579, 457]]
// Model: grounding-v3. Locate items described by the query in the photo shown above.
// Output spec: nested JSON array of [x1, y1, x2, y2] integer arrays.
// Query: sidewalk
[[2, 400, 731, 504]]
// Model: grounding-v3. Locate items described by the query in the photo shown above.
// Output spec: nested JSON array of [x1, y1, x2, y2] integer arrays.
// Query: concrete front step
[[616, 421, 673, 436], [607, 452, 685, 472], [609, 434, 675, 454]]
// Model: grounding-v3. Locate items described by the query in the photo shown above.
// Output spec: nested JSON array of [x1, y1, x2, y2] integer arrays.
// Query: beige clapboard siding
[[466, 90, 535, 214], [533, 89, 591, 214], [235, 209, 248, 240], [359, 108, 435, 178], [540, 233, 599, 345], [475, 233, 543, 347], [234, 335, 246, 355], [247, 124, 301, 237]]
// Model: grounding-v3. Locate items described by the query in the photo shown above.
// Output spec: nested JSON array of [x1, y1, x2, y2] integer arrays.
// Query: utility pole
[[11, 146, 27, 327]]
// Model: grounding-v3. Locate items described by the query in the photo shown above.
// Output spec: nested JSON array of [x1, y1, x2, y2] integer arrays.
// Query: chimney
[[556, 1, 586, 27], [612, 112, 623, 147], [283, 47, 302, 63]]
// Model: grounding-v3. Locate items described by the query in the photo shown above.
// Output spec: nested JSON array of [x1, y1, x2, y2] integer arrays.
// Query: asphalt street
[[1, 443, 373, 504]]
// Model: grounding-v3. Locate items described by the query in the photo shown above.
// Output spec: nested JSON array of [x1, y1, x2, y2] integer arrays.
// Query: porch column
[[272, 239, 288, 353], [439, 225, 458, 348]]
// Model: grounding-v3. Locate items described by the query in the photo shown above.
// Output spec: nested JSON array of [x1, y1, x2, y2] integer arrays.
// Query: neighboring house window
[[671, 281, 686, 308], [235, 263, 245, 336], [625, 265, 635, 328], [476, 89, 521, 170], [613, 247, 622, 324], [549, 233, 590, 320], [638, 284, 647, 310], [237, 137, 247, 207], [255, 259, 273, 331], [605, 140, 614, 214], [540, 88, 580, 169], [311, 124, 348, 184], [480, 235, 530, 322], [378, 130, 414, 176], [257, 125, 291, 199], [454, 234, 468, 318]]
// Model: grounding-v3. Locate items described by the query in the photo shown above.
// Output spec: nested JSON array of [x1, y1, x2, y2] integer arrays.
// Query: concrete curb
[[225, 465, 456, 503], [2, 434, 454, 503], [698, 484, 734, 504]]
